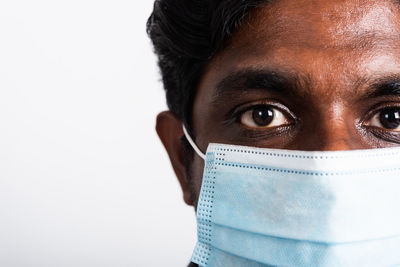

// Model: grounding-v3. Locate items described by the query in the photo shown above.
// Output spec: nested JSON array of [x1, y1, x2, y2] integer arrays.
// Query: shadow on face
[[157, 0, 400, 207]]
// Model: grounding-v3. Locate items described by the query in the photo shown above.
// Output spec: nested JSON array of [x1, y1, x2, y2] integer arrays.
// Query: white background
[[0, 1, 196, 266]]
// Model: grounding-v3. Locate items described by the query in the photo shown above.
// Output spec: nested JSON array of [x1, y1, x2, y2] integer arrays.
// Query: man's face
[[157, 0, 400, 207]]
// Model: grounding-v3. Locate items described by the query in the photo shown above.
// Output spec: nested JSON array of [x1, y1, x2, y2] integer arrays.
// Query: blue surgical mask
[[183, 126, 400, 267]]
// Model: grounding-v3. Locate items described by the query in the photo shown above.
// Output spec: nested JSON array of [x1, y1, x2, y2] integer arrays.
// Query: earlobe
[[156, 111, 194, 206]]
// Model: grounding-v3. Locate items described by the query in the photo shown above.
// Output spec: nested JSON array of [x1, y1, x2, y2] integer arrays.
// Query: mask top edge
[[206, 142, 400, 157]]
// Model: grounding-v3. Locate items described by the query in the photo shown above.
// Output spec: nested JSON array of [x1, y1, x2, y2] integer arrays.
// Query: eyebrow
[[366, 78, 400, 98], [372, 79, 400, 97], [212, 69, 400, 105], [212, 68, 307, 104]]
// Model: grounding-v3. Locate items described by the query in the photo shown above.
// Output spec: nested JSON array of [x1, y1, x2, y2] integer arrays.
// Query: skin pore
[[156, 0, 400, 207]]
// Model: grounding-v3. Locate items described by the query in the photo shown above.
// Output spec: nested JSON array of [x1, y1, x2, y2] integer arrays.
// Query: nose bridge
[[316, 121, 357, 151], [296, 102, 364, 151]]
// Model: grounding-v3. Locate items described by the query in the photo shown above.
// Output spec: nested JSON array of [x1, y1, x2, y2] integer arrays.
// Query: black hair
[[146, 0, 268, 131], [147, 0, 268, 204]]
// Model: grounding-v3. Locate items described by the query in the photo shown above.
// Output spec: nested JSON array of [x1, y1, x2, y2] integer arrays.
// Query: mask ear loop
[[182, 125, 206, 160]]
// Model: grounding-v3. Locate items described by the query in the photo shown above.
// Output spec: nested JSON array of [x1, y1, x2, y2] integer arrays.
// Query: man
[[147, 0, 400, 266]]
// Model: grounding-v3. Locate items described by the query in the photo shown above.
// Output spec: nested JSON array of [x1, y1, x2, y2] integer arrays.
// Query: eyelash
[[363, 102, 399, 119], [363, 103, 400, 129], [225, 100, 400, 143], [230, 101, 295, 128]]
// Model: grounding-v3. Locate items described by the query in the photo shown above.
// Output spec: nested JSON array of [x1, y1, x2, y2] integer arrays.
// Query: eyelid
[[229, 101, 296, 133], [362, 102, 400, 124], [365, 110, 400, 130], [241, 107, 291, 129], [232, 99, 296, 121]]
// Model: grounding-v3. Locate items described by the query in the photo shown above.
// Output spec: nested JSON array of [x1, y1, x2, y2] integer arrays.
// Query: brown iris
[[252, 106, 274, 127], [379, 107, 400, 129]]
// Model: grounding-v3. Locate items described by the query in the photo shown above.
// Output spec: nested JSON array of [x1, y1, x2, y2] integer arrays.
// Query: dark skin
[[157, 0, 400, 207]]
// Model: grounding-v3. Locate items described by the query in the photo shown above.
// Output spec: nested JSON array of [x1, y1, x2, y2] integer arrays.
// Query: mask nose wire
[[182, 124, 206, 160]]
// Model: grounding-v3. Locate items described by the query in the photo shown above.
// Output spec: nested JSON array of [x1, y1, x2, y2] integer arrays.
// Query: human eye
[[364, 107, 400, 131], [238, 104, 294, 129]]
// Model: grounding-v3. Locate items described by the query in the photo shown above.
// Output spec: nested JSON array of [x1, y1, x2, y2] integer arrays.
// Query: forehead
[[242, 0, 400, 49], [196, 0, 400, 101]]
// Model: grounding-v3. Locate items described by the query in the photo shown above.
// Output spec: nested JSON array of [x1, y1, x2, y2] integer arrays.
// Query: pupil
[[252, 106, 274, 126], [379, 108, 400, 129]]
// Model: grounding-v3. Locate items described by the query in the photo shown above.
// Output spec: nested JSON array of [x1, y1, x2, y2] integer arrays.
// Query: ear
[[156, 111, 193, 206]]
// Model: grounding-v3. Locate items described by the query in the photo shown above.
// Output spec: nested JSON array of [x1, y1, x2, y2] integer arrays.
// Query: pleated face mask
[[183, 126, 400, 267]]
